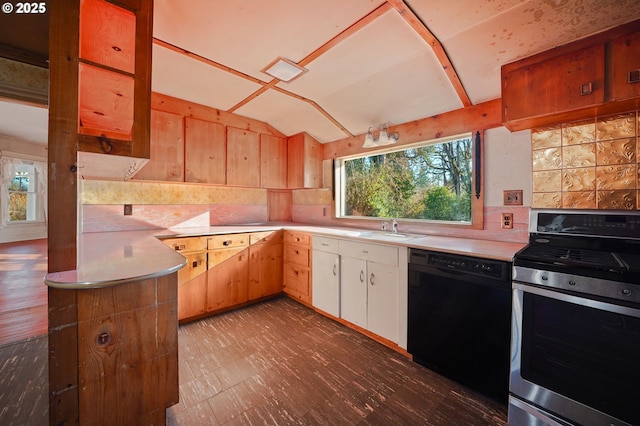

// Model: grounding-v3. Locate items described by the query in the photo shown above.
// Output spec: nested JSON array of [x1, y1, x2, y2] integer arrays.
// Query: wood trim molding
[[151, 92, 287, 137], [387, 0, 472, 107], [322, 98, 502, 160]]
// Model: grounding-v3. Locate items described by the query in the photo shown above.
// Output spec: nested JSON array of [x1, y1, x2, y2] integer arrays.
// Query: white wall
[[484, 127, 532, 207]]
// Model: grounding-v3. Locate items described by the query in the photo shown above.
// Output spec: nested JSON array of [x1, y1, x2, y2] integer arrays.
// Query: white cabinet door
[[340, 256, 367, 328], [312, 249, 340, 317], [367, 260, 399, 343]]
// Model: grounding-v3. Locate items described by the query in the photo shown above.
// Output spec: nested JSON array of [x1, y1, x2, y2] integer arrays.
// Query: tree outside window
[[339, 134, 474, 223]]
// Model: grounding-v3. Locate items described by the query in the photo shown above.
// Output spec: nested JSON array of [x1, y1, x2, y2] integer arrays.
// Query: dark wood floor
[[0, 240, 508, 425], [169, 297, 508, 425]]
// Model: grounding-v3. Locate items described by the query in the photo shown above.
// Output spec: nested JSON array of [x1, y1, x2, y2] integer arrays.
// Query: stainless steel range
[[509, 209, 640, 426]]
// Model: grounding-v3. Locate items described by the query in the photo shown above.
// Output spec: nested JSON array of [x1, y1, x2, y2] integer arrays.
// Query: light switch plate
[[503, 190, 523, 206]]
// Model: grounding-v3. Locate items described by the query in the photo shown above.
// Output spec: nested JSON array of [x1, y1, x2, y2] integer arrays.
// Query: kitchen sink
[[355, 230, 422, 241]]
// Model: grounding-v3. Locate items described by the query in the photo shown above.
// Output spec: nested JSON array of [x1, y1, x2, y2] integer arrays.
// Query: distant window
[[337, 133, 480, 225], [9, 164, 37, 222]]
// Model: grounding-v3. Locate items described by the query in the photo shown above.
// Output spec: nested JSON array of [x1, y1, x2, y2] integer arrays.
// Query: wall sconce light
[[362, 124, 399, 148]]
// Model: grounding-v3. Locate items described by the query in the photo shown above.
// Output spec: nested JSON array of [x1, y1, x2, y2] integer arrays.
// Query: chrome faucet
[[391, 219, 398, 233], [381, 221, 389, 231]]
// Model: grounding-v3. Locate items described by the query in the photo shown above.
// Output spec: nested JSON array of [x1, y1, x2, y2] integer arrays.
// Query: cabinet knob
[[332, 264, 337, 276], [370, 272, 375, 285], [580, 82, 593, 95], [174, 244, 186, 251], [629, 69, 640, 84], [359, 270, 364, 283], [223, 240, 232, 246]]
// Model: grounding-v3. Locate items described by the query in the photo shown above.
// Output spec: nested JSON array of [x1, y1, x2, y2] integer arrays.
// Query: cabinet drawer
[[207, 233, 249, 250], [250, 231, 283, 245], [162, 236, 207, 252], [284, 245, 310, 267], [284, 231, 311, 246], [284, 263, 309, 294], [177, 251, 207, 284], [313, 236, 339, 253], [339, 240, 398, 266]]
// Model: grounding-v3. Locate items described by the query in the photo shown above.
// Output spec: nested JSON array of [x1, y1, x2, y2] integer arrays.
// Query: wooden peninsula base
[[47, 273, 179, 425]]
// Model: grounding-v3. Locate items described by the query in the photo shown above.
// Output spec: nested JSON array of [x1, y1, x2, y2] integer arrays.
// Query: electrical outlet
[[501, 213, 513, 229], [124, 204, 132, 216]]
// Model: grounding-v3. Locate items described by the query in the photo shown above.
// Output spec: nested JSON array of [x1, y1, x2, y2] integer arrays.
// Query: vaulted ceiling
[[1, 0, 640, 145], [151, 0, 640, 143]]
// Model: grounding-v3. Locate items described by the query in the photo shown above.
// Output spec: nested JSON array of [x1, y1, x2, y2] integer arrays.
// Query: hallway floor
[[0, 238, 48, 345]]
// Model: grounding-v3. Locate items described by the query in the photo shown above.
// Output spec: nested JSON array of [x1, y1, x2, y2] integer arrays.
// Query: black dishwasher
[[407, 248, 511, 403]]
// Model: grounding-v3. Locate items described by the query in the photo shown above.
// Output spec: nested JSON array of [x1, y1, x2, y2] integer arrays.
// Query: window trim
[[334, 132, 484, 230], [1, 158, 47, 229]]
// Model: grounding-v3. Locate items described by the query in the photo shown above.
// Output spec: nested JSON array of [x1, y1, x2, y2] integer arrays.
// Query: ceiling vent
[[261, 57, 307, 82]]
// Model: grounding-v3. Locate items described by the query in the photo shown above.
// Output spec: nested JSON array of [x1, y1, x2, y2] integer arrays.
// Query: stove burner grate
[[519, 245, 625, 272]]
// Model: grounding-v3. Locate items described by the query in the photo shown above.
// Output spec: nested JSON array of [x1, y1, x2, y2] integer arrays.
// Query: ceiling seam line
[[152, 37, 268, 86], [153, 36, 351, 137], [387, 0, 472, 107], [228, 2, 393, 134], [297, 2, 394, 67], [154, 4, 395, 140], [272, 85, 354, 137], [226, 82, 277, 113]]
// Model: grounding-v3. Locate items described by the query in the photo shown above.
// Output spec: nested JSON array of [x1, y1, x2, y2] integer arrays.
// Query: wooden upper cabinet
[[501, 21, 640, 131], [79, 0, 136, 73], [287, 132, 322, 189], [76, 0, 153, 158], [78, 63, 135, 140], [133, 110, 184, 181], [611, 30, 640, 101], [185, 117, 226, 184], [227, 127, 260, 187], [260, 134, 287, 188], [502, 43, 605, 125]]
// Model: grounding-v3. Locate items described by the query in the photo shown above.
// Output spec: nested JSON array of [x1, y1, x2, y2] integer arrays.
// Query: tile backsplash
[[532, 111, 639, 210]]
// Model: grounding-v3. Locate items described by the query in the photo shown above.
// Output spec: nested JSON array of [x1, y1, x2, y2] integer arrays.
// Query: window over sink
[[335, 132, 483, 228]]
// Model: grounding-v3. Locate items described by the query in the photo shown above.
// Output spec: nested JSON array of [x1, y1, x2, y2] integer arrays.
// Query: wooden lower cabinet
[[249, 232, 283, 300], [206, 247, 249, 311], [178, 275, 207, 319], [166, 231, 285, 322], [161, 237, 207, 321], [283, 231, 312, 304]]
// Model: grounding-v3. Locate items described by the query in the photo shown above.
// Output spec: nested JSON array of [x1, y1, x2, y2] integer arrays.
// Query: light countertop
[[44, 224, 527, 289]]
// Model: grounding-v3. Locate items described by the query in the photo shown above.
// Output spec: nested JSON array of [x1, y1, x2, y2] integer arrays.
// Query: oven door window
[[521, 293, 640, 425]]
